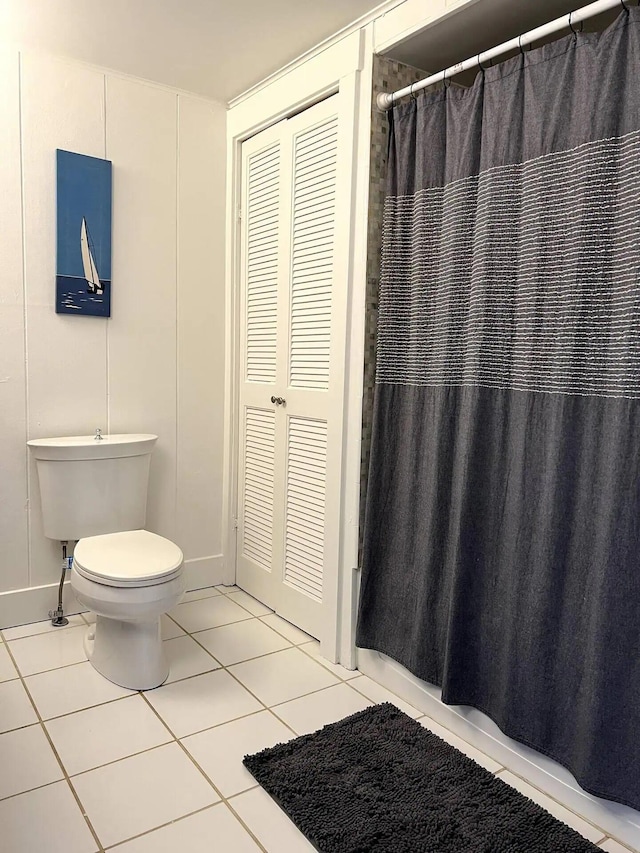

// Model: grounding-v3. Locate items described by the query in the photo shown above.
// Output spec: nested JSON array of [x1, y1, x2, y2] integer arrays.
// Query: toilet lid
[[73, 530, 183, 587]]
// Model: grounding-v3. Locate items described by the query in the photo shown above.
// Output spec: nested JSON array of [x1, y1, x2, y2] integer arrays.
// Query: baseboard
[[357, 648, 640, 850], [0, 581, 86, 630], [183, 554, 225, 590], [0, 554, 225, 631]]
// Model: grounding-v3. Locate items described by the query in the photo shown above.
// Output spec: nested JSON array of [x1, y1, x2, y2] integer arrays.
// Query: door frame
[[223, 27, 374, 664]]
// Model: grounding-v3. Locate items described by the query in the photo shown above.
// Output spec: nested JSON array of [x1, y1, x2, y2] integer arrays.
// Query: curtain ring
[[568, 11, 583, 36], [620, 0, 630, 12], [477, 53, 487, 72], [518, 34, 529, 56], [409, 82, 417, 101], [443, 70, 451, 90]]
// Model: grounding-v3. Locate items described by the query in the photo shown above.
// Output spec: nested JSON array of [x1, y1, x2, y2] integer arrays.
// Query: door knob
[[271, 396, 286, 406]]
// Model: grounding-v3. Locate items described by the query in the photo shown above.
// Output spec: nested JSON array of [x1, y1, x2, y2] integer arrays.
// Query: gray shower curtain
[[357, 8, 640, 810]]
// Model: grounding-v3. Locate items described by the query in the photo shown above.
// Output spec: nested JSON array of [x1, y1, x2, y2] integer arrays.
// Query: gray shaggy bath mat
[[243, 703, 601, 853]]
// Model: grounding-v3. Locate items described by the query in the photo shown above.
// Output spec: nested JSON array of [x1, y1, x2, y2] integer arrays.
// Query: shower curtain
[[357, 8, 640, 810]]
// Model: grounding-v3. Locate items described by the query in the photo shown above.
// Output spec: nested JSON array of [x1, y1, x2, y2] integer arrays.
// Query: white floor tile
[[230, 787, 316, 853], [349, 674, 423, 718], [72, 743, 218, 848], [195, 619, 291, 666], [0, 613, 624, 853], [300, 640, 361, 680], [145, 669, 262, 738], [163, 635, 220, 683], [0, 781, 97, 853], [0, 724, 63, 800], [114, 803, 261, 853], [161, 614, 185, 639], [170, 596, 253, 634], [600, 838, 637, 852], [0, 679, 38, 733], [180, 586, 222, 604], [496, 770, 606, 844], [418, 716, 502, 773], [230, 647, 339, 707], [227, 589, 273, 616], [8, 625, 87, 676], [0, 644, 18, 682], [183, 710, 294, 797], [25, 660, 134, 720], [45, 695, 172, 776], [260, 613, 313, 645], [2, 615, 86, 641], [272, 683, 373, 736]]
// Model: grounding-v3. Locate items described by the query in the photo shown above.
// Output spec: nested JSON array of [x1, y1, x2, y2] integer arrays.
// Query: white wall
[[0, 47, 226, 625]]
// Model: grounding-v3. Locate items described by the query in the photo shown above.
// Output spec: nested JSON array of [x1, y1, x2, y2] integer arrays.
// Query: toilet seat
[[73, 529, 183, 588]]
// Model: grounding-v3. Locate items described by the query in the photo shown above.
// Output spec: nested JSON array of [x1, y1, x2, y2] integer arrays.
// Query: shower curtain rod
[[377, 0, 626, 110]]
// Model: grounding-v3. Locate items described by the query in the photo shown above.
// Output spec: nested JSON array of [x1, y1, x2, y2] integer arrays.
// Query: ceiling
[[0, 0, 390, 103]]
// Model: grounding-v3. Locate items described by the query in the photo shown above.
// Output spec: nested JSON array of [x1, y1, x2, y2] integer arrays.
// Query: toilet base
[[85, 615, 169, 690]]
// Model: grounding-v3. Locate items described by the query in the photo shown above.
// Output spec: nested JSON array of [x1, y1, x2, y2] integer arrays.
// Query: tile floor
[[0, 584, 636, 852]]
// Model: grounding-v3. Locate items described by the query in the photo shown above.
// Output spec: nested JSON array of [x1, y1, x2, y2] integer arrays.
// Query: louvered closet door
[[237, 95, 344, 640]]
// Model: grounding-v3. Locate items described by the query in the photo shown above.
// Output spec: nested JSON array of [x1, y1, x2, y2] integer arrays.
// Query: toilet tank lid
[[73, 530, 183, 583], [28, 434, 158, 461]]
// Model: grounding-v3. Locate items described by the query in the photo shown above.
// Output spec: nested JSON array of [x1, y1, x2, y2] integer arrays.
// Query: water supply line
[[49, 541, 70, 627]]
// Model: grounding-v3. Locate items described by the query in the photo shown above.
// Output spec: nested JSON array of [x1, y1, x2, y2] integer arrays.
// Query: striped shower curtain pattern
[[357, 7, 640, 810]]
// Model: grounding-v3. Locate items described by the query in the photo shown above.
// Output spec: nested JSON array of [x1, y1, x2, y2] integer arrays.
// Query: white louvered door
[[237, 95, 345, 640]]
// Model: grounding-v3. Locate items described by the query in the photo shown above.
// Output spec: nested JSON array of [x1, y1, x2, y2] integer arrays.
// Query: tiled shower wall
[[359, 56, 425, 559]]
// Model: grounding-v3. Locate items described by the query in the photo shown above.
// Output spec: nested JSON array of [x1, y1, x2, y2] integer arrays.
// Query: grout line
[[2, 616, 87, 643], [30, 691, 136, 725], [66, 737, 174, 782], [5, 622, 350, 724], [103, 802, 232, 851], [187, 632, 294, 663], [1, 598, 620, 851], [177, 587, 265, 619], [174, 622, 308, 742], [139, 692, 269, 853], [0, 776, 66, 805], [177, 631, 300, 739], [178, 619, 619, 853], [174, 612, 253, 632], [599, 838, 638, 853], [177, 589, 223, 603], [0, 640, 106, 851]]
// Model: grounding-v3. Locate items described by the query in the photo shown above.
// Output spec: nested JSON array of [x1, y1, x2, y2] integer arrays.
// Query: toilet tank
[[27, 434, 158, 541]]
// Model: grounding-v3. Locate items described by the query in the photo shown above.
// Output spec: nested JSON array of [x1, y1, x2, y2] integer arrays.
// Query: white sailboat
[[80, 217, 103, 295]]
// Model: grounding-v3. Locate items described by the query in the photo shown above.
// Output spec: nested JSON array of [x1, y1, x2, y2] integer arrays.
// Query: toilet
[[27, 433, 185, 690]]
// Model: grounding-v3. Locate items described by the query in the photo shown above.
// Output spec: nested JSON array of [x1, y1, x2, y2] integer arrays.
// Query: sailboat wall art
[[56, 150, 112, 317]]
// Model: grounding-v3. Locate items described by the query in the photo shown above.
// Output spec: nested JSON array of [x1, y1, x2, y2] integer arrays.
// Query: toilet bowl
[[71, 529, 185, 690]]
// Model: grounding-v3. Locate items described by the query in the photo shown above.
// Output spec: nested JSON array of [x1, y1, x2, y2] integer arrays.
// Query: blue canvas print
[[56, 149, 112, 317]]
